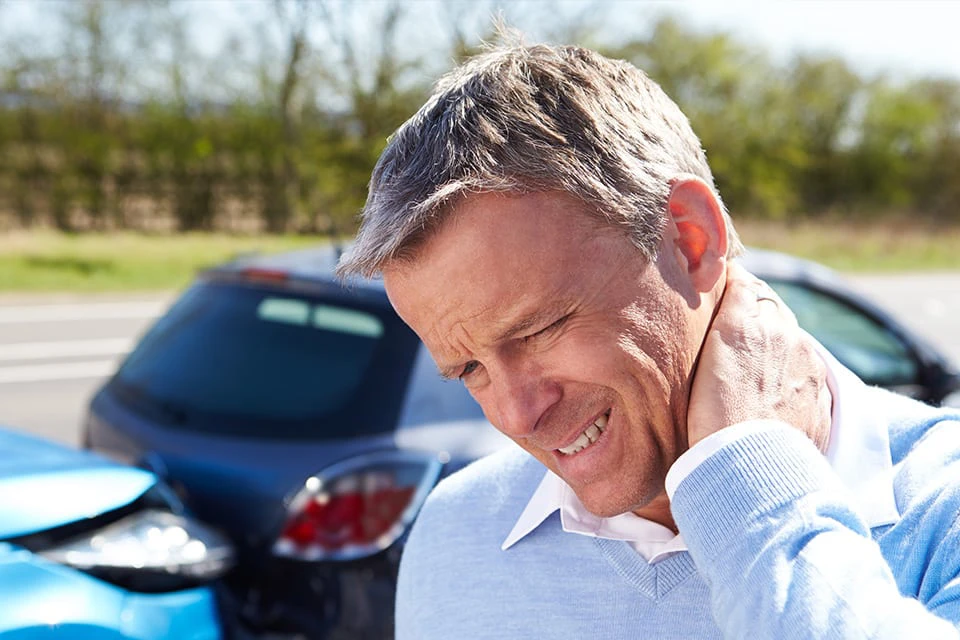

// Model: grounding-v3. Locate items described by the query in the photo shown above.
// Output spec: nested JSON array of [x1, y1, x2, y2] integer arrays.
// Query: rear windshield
[[108, 279, 421, 439]]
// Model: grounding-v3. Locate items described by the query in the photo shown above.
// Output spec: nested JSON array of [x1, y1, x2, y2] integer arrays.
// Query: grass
[[737, 219, 960, 272], [1, 221, 958, 293], [0, 231, 330, 293]]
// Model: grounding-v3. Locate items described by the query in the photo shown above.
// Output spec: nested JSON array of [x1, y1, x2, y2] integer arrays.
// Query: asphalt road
[[847, 272, 960, 364], [0, 294, 173, 445], [0, 273, 958, 448]]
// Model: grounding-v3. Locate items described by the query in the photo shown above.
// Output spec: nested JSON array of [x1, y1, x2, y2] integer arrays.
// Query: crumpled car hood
[[0, 427, 155, 539]]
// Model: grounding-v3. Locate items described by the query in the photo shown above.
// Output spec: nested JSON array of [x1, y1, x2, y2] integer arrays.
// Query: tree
[[299, 0, 427, 233], [784, 55, 862, 213], [610, 17, 806, 218]]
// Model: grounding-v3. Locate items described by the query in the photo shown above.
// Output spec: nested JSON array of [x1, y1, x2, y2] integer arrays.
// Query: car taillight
[[240, 267, 289, 282], [273, 451, 442, 562]]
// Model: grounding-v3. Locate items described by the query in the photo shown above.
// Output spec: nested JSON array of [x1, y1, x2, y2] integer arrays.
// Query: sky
[[200, 0, 960, 83], [2, 0, 959, 83], [655, 0, 960, 80]]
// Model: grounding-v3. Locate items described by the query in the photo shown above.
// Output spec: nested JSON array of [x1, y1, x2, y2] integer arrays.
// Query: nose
[[485, 360, 561, 440]]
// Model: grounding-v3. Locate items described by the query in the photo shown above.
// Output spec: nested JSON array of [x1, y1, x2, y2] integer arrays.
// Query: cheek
[[466, 381, 513, 436], [550, 326, 654, 389], [472, 390, 501, 429], [620, 301, 693, 373]]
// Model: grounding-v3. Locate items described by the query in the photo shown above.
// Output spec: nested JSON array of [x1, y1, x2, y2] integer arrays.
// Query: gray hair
[[336, 42, 743, 278]]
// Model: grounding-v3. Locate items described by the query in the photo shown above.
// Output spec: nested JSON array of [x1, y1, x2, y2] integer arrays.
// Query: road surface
[[0, 294, 173, 445], [847, 272, 960, 365]]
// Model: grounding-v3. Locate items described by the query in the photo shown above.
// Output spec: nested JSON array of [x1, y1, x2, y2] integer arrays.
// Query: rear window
[[108, 279, 420, 439]]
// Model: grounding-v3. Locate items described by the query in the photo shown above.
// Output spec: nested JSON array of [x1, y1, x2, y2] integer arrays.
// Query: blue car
[[0, 425, 233, 639]]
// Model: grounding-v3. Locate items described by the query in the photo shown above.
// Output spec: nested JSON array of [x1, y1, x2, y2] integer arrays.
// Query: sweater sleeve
[[669, 422, 960, 640]]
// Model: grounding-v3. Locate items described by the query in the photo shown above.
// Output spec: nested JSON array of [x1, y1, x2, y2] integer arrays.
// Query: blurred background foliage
[[1, 0, 959, 237]]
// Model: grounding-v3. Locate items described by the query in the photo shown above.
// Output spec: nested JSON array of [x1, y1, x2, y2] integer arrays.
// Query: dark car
[[83, 245, 509, 639], [83, 245, 960, 638]]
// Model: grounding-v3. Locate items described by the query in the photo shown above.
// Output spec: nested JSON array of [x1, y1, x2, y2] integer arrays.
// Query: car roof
[[740, 247, 847, 288], [208, 243, 386, 293]]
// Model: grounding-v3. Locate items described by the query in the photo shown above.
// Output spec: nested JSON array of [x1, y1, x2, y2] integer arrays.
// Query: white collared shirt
[[501, 344, 902, 563]]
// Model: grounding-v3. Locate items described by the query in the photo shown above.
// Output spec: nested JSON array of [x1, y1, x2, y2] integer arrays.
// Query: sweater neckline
[[595, 538, 698, 600]]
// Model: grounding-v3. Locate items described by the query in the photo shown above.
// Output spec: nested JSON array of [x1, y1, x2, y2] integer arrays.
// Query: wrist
[[669, 419, 792, 500]]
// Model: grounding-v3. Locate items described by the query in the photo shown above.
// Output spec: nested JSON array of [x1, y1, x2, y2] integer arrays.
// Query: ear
[[666, 178, 727, 292]]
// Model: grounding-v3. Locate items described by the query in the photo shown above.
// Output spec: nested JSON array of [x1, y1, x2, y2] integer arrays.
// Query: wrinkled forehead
[[385, 189, 616, 274], [381, 190, 638, 322]]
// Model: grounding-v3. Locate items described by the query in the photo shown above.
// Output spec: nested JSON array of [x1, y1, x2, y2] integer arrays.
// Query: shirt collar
[[502, 343, 900, 552], [818, 343, 901, 529]]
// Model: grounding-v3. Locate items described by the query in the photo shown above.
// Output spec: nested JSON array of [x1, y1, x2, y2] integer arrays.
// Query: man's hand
[[687, 262, 832, 450]]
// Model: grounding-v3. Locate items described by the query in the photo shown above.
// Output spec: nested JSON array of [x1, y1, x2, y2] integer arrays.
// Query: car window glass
[[110, 281, 419, 439], [766, 280, 919, 387], [311, 304, 383, 338], [256, 298, 384, 339], [258, 297, 311, 326]]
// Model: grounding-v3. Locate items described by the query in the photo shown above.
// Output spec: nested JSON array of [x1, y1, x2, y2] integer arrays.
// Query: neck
[[632, 492, 678, 533]]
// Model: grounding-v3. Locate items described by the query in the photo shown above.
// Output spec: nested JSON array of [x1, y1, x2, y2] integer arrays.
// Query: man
[[336, 42, 960, 638]]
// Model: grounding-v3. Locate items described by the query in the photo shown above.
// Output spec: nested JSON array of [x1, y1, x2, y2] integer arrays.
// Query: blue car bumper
[[0, 544, 220, 639]]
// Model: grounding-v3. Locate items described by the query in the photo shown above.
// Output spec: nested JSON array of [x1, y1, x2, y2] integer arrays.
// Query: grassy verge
[[737, 219, 960, 272], [0, 231, 329, 293], [1, 222, 958, 293]]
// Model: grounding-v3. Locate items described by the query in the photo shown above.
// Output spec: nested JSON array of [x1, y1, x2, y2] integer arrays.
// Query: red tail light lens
[[282, 481, 414, 549], [240, 267, 289, 283], [273, 451, 442, 561]]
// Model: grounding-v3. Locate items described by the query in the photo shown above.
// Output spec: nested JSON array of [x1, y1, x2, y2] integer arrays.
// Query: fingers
[[688, 260, 830, 447], [725, 260, 798, 327], [721, 262, 765, 315]]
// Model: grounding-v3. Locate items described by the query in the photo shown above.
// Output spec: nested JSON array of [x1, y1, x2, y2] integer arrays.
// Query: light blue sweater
[[396, 386, 960, 638]]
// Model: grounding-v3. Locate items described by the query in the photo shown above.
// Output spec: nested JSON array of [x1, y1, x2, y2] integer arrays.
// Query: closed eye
[[525, 314, 570, 342]]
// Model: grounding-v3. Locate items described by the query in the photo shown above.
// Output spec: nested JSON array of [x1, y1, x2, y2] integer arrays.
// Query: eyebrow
[[492, 306, 560, 344]]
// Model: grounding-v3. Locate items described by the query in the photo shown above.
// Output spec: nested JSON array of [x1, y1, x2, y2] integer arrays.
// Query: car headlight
[[39, 509, 233, 591], [39, 508, 234, 593]]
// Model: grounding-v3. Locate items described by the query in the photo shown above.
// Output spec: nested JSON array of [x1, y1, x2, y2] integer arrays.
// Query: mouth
[[557, 411, 609, 456]]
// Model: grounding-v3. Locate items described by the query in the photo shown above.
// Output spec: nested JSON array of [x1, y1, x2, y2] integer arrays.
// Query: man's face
[[383, 191, 710, 521]]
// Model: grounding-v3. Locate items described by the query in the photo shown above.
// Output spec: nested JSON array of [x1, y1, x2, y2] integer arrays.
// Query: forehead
[[421, 191, 607, 266], [382, 191, 635, 334], [388, 191, 607, 291]]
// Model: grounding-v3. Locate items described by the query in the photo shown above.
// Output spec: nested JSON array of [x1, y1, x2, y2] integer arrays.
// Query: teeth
[[585, 424, 600, 442], [558, 413, 608, 456], [559, 432, 591, 456]]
